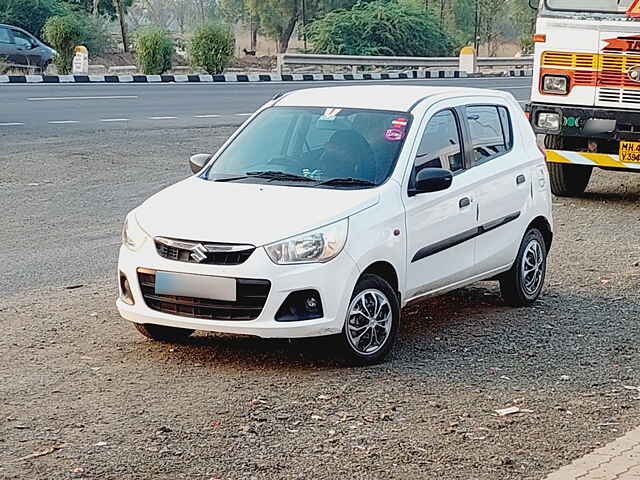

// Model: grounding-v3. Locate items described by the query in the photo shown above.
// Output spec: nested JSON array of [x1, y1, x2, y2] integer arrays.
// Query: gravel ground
[[1, 126, 639, 479]]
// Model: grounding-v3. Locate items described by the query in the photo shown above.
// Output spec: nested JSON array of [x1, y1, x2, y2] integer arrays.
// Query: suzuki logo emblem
[[190, 244, 208, 263], [628, 66, 640, 83]]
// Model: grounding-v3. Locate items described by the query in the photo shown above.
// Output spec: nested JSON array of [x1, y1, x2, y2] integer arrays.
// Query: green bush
[[0, 0, 67, 37], [133, 27, 174, 75], [189, 23, 235, 75], [308, 0, 457, 57], [79, 13, 115, 55], [42, 14, 84, 74]]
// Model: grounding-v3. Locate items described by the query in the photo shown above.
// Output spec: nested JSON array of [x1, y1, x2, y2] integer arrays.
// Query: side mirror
[[409, 168, 453, 196], [189, 153, 212, 174]]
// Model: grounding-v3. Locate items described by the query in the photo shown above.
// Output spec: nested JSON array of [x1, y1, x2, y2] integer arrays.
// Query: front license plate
[[155, 271, 236, 302], [619, 141, 640, 163]]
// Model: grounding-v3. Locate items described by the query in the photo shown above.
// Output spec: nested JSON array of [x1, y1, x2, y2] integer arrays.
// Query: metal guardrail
[[277, 53, 533, 73]]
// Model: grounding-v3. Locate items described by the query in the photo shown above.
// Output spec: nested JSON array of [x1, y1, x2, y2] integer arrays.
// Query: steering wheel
[[266, 156, 302, 172]]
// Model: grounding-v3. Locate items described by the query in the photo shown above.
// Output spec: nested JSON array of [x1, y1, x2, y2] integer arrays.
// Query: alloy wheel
[[345, 289, 392, 355]]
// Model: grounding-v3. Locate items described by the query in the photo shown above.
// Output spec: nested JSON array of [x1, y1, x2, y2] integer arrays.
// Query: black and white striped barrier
[[0, 69, 532, 84]]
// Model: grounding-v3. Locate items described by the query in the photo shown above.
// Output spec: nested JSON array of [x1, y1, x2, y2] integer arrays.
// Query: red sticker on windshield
[[384, 128, 404, 141], [392, 117, 408, 128]]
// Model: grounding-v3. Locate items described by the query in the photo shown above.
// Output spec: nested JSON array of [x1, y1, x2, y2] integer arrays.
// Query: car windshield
[[544, 0, 635, 14], [204, 106, 411, 188]]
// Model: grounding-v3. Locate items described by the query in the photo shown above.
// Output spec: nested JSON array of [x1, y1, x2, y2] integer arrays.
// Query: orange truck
[[529, 0, 640, 195]]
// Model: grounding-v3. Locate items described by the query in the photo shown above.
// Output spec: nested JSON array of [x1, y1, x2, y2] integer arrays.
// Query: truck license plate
[[619, 141, 640, 163]]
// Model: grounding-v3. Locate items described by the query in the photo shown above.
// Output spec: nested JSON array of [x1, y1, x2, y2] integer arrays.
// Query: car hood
[[136, 177, 379, 246]]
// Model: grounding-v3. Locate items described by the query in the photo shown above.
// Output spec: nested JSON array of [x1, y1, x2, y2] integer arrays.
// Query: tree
[[113, 0, 128, 52], [0, 0, 67, 37], [478, 0, 508, 56], [219, 0, 362, 54], [308, 0, 457, 56], [63, 0, 133, 19]]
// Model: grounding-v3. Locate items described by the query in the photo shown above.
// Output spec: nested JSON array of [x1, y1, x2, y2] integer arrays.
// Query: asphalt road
[[0, 77, 532, 135]]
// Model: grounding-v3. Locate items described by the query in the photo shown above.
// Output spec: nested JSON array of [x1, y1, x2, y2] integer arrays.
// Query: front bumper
[[529, 103, 640, 141], [116, 238, 360, 339], [529, 103, 640, 170]]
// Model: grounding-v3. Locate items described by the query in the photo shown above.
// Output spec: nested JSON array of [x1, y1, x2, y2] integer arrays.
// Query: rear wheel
[[500, 228, 547, 307], [335, 274, 400, 366], [545, 134, 592, 197], [133, 323, 194, 343]]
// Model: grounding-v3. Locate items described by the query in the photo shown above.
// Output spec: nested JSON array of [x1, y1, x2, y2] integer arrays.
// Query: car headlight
[[264, 219, 348, 265], [542, 75, 568, 94], [537, 112, 561, 131], [122, 214, 148, 251]]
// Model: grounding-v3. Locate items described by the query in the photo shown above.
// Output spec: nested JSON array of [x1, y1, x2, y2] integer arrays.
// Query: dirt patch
[[229, 55, 276, 72]]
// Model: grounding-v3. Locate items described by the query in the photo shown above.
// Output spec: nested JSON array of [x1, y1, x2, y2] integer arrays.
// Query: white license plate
[[155, 271, 236, 302]]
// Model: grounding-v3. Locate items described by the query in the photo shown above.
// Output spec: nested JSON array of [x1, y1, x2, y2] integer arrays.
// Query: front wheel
[[544, 134, 592, 197], [547, 162, 592, 197], [335, 274, 400, 366], [133, 323, 194, 343], [499, 228, 547, 307]]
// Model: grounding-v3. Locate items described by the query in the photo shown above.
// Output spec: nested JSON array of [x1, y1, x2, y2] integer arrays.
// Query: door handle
[[516, 174, 526, 185], [459, 197, 471, 208]]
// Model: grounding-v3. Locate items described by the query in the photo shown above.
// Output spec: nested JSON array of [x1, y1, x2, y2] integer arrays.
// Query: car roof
[[275, 85, 513, 112]]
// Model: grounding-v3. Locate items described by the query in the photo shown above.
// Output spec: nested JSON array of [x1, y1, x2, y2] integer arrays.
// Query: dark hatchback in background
[[0, 24, 56, 72]]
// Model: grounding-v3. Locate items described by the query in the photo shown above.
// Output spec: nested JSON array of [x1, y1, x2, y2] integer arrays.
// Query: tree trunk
[[92, 0, 100, 15], [113, 0, 128, 53], [277, 7, 299, 54], [250, 16, 258, 51]]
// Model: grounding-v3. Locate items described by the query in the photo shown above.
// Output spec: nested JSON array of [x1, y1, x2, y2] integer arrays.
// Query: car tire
[[544, 134, 592, 197], [500, 228, 547, 307], [336, 274, 400, 366], [133, 323, 194, 343]]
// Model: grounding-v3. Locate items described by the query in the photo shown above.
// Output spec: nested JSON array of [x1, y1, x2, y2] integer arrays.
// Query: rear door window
[[466, 105, 513, 166]]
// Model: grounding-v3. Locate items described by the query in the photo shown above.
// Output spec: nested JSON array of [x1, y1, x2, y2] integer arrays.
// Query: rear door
[[463, 102, 531, 275], [403, 106, 478, 299]]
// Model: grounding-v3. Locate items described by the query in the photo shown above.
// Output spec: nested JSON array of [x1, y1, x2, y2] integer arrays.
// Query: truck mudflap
[[546, 150, 640, 170]]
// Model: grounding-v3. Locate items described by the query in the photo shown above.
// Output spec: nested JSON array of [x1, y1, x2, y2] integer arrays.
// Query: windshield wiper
[[212, 171, 314, 183], [315, 177, 376, 187], [212, 175, 250, 182], [245, 170, 315, 182]]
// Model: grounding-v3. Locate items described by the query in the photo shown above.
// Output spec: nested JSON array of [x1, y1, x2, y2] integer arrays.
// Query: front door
[[10, 29, 38, 68], [404, 108, 478, 300], [0, 26, 19, 68]]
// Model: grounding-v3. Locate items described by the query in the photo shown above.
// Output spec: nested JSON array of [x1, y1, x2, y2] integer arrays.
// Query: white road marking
[[148, 116, 177, 120], [28, 96, 138, 101], [194, 114, 221, 118], [100, 118, 129, 122], [0, 122, 24, 126], [236, 113, 252, 116], [48, 120, 79, 124]]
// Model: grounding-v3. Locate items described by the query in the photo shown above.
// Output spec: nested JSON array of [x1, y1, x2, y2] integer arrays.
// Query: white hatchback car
[[117, 85, 553, 364]]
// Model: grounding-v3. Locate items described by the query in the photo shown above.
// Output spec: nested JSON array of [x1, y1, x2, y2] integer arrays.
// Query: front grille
[[598, 87, 640, 104], [137, 270, 270, 321], [155, 237, 255, 265], [542, 51, 597, 69]]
